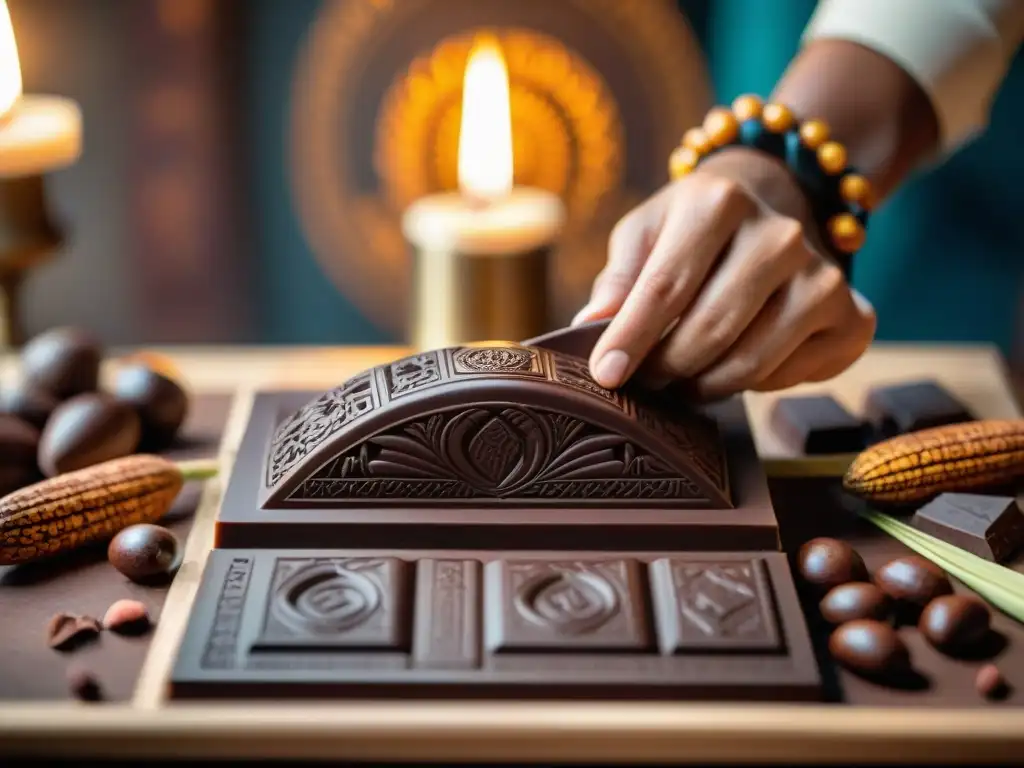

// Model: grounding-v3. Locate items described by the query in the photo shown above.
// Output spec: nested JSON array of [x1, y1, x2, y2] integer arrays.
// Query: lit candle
[[401, 35, 566, 350], [0, 0, 82, 177]]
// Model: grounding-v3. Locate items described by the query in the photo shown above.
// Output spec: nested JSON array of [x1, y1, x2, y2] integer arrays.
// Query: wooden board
[[2, 342, 1023, 763]]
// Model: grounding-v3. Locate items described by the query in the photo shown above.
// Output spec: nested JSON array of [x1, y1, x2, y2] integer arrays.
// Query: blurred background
[[8, 0, 1024, 369]]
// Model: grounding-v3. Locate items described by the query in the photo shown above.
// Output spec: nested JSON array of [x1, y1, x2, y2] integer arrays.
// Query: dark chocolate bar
[[170, 549, 821, 701], [912, 493, 1024, 563], [216, 390, 778, 551], [864, 380, 974, 438], [770, 395, 869, 454]]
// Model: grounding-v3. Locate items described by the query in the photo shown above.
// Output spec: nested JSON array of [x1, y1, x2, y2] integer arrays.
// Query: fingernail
[[593, 350, 630, 388]]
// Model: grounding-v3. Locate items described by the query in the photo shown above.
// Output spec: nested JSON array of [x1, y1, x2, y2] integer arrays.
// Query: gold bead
[[731, 94, 763, 122], [703, 107, 739, 147], [828, 213, 866, 253], [817, 141, 848, 174], [682, 127, 713, 155], [799, 119, 830, 149], [762, 103, 795, 133], [669, 146, 700, 179], [839, 174, 876, 210]]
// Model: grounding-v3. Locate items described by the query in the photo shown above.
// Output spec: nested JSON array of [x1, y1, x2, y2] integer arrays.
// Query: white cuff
[[803, 0, 1018, 152]]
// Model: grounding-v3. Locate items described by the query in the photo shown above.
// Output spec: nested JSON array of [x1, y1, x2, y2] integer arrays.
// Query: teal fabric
[[250, 0, 1024, 353]]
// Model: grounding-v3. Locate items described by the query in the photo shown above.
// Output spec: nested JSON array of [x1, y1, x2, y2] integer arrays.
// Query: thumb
[[572, 206, 657, 326]]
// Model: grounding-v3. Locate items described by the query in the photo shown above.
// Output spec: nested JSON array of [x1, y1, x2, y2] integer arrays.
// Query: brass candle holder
[[407, 241, 551, 351], [0, 174, 62, 347]]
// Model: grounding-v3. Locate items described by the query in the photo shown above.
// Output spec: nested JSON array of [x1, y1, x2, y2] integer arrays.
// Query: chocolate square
[[912, 493, 1024, 563], [650, 558, 780, 653], [769, 395, 869, 454], [253, 557, 408, 651], [483, 559, 650, 653], [865, 380, 974, 438]]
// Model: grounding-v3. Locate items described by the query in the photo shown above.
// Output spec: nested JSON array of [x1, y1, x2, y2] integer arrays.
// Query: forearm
[[777, 0, 1024, 202], [770, 39, 938, 201]]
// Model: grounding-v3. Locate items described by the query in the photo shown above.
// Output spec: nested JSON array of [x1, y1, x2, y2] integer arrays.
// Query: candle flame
[[457, 35, 513, 202], [0, 0, 22, 119]]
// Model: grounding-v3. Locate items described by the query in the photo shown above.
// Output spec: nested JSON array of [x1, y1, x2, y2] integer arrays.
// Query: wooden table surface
[[3, 341, 1024, 764]]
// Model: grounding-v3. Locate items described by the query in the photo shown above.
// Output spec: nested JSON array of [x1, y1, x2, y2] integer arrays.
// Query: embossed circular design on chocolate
[[515, 570, 618, 635], [275, 562, 380, 634], [454, 346, 534, 373]]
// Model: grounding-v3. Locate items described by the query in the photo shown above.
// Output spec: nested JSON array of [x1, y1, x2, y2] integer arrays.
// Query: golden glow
[[0, 1, 22, 119], [457, 35, 513, 201]]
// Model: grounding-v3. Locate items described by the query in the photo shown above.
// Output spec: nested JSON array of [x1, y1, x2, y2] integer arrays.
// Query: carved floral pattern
[[290, 406, 713, 503], [266, 345, 729, 504]]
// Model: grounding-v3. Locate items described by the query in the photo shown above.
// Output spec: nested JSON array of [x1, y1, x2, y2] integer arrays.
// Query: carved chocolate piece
[[521, 318, 611, 360], [262, 344, 729, 510], [864, 380, 974, 439], [170, 549, 820, 701], [911, 493, 1024, 563], [770, 395, 869, 454], [216, 391, 779, 551]]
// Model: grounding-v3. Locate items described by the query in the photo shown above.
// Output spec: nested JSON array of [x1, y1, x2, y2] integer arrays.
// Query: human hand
[[573, 147, 876, 400]]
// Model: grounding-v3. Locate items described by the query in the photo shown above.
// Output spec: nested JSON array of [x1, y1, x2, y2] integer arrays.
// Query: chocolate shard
[[521, 318, 611, 361], [911, 493, 1024, 563], [170, 549, 820, 702], [769, 395, 869, 454], [864, 380, 974, 438]]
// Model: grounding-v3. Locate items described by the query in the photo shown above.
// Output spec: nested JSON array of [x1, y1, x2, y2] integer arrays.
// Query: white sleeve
[[803, 0, 1024, 152]]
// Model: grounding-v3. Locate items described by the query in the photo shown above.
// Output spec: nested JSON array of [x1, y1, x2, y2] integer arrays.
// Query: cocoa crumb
[[66, 666, 102, 702], [976, 664, 1010, 701], [46, 612, 101, 651]]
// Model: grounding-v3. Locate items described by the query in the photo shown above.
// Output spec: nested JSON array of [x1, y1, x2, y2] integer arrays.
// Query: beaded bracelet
[[668, 94, 875, 269]]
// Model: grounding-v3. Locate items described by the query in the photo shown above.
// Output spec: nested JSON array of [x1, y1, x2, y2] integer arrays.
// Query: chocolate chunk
[[912, 493, 1024, 563], [21, 326, 102, 401], [47, 612, 101, 651], [770, 395, 869, 454], [38, 393, 142, 477], [170, 549, 821, 701], [864, 380, 974, 438], [113, 363, 189, 451]]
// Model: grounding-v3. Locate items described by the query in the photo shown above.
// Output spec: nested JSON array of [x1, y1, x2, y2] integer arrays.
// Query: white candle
[[400, 36, 566, 255], [0, 0, 82, 177]]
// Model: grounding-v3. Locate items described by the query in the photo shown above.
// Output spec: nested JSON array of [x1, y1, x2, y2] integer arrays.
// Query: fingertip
[[591, 349, 630, 389]]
